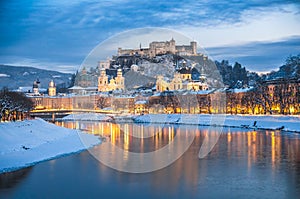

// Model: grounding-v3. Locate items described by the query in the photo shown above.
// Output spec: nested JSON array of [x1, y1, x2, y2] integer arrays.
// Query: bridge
[[30, 108, 115, 121]]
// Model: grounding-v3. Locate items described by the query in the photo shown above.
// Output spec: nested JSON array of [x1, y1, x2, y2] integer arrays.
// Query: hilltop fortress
[[75, 38, 204, 92], [118, 38, 197, 57]]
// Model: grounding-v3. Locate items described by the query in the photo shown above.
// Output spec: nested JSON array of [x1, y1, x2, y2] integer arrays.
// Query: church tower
[[115, 69, 125, 90], [48, 80, 56, 96], [32, 79, 40, 95], [98, 68, 108, 92]]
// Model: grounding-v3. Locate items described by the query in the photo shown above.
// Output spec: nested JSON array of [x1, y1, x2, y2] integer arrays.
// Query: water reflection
[[55, 121, 300, 196], [1, 121, 299, 198], [55, 121, 300, 171]]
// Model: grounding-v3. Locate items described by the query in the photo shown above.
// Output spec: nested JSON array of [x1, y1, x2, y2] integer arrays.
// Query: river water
[[1, 121, 300, 199]]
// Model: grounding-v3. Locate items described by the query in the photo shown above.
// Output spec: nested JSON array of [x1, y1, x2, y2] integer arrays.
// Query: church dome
[[33, 81, 39, 88]]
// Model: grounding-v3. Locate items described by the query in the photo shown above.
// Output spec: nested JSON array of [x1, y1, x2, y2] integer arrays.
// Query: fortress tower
[[190, 41, 197, 55]]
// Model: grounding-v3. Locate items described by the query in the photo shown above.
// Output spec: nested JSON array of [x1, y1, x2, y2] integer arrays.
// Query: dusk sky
[[0, 0, 300, 73]]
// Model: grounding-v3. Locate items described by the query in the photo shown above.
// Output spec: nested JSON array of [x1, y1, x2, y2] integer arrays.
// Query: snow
[[61, 113, 113, 121], [14, 86, 32, 93], [68, 86, 84, 90], [0, 118, 101, 173], [134, 114, 300, 132], [232, 87, 254, 93], [135, 100, 147, 105], [0, 73, 10, 77]]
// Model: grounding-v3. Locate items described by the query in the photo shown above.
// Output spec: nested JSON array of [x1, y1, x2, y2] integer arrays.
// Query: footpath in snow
[[133, 114, 300, 133], [0, 118, 101, 173]]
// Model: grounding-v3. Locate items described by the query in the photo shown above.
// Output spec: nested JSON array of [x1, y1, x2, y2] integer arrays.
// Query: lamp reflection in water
[[83, 122, 195, 173], [53, 121, 300, 196]]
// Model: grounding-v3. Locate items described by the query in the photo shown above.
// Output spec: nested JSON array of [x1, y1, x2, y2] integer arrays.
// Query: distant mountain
[[0, 65, 73, 90]]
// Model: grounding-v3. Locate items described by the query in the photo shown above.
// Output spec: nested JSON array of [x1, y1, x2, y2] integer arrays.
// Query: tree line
[[0, 88, 34, 122]]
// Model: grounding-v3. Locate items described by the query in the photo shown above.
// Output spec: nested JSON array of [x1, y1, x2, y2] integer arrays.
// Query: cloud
[[207, 36, 300, 72], [177, 4, 300, 47], [0, 0, 299, 73]]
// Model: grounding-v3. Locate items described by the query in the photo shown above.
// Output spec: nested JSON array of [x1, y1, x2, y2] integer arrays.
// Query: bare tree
[[0, 88, 34, 122], [160, 91, 180, 113]]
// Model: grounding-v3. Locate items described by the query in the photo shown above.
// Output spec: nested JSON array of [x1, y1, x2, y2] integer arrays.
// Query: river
[[1, 121, 300, 199]]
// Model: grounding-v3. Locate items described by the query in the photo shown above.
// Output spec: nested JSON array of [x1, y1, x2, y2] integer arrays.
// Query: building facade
[[118, 38, 197, 57], [98, 68, 125, 92], [156, 68, 208, 92]]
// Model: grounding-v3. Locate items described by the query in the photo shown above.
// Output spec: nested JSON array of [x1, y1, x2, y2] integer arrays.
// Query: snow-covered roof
[[232, 87, 254, 93], [196, 89, 214, 95], [114, 95, 135, 99], [135, 100, 147, 105], [14, 87, 32, 93], [85, 87, 98, 90], [152, 92, 161, 97], [0, 73, 10, 77], [68, 86, 83, 90]]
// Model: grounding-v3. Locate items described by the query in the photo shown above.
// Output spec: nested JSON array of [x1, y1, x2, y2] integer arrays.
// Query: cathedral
[[156, 67, 208, 92], [98, 68, 125, 92]]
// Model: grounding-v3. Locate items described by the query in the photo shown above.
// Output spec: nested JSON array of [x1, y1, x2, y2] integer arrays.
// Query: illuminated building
[[48, 80, 56, 96], [112, 96, 135, 113], [98, 68, 124, 92], [156, 67, 208, 92], [118, 38, 197, 58]]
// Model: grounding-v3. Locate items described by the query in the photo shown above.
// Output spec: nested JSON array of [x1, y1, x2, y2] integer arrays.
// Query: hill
[[0, 65, 73, 90]]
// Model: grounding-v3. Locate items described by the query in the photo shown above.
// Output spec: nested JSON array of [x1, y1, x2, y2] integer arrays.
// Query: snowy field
[[0, 118, 101, 173], [133, 114, 300, 132]]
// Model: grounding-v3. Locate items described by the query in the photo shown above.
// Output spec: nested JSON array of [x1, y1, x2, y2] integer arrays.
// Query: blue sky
[[0, 0, 299, 73]]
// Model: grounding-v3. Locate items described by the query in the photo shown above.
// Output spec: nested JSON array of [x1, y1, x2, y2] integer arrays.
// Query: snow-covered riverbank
[[0, 118, 101, 173], [59, 113, 300, 132], [133, 114, 300, 133]]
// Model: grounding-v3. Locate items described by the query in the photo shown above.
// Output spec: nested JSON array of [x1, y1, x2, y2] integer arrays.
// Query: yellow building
[[48, 80, 56, 96], [156, 75, 169, 92], [178, 66, 191, 81], [156, 68, 208, 92], [98, 68, 125, 92], [170, 73, 183, 90]]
